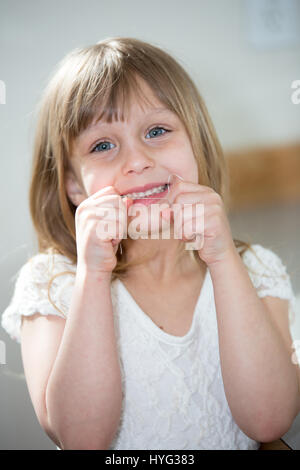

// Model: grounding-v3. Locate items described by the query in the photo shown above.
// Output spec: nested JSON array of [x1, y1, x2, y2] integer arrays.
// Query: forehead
[[69, 76, 179, 157], [90, 77, 170, 128]]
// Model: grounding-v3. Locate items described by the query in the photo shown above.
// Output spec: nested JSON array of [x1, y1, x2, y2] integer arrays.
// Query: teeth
[[125, 184, 168, 199]]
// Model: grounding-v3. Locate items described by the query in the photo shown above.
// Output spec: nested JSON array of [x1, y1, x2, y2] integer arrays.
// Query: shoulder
[[18, 249, 77, 313], [240, 243, 297, 323], [241, 243, 288, 279], [4, 250, 76, 300], [20, 249, 76, 282], [9, 249, 76, 295], [1, 249, 76, 343]]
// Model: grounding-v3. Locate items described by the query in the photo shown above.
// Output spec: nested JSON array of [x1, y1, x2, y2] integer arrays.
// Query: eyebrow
[[74, 108, 176, 151], [89, 107, 173, 130]]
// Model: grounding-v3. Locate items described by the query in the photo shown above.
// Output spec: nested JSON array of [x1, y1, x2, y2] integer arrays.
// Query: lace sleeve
[[1, 251, 76, 344], [241, 244, 297, 324]]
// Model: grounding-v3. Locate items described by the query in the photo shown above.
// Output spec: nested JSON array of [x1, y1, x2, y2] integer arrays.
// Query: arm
[[44, 269, 122, 450], [21, 313, 68, 448], [21, 270, 122, 450], [21, 187, 128, 449], [208, 247, 300, 443]]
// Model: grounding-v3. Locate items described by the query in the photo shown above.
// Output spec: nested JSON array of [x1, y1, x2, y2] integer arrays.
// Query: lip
[[121, 182, 168, 197], [129, 186, 170, 206]]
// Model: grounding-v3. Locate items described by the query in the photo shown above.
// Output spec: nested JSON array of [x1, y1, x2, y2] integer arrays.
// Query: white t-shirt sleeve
[[1, 252, 76, 344], [241, 244, 297, 324]]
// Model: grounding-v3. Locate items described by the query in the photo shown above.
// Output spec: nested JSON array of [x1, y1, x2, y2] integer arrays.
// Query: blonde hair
[[29, 37, 255, 311]]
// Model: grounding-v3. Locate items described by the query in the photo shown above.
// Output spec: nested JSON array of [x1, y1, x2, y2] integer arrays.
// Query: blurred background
[[0, 0, 299, 450]]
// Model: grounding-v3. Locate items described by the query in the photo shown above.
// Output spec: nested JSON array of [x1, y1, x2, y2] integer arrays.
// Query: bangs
[[64, 67, 168, 149], [50, 39, 193, 158], [31, 37, 231, 271]]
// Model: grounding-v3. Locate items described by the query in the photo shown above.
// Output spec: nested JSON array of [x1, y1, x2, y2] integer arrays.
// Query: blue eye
[[91, 126, 170, 154], [92, 141, 115, 153], [146, 126, 170, 139]]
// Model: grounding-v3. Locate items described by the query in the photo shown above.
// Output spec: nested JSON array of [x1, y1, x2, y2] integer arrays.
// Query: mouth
[[121, 183, 170, 199], [121, 183, 170, 205]]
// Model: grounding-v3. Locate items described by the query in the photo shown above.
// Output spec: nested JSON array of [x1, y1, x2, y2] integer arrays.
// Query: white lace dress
[[1, 244, 297, 450]]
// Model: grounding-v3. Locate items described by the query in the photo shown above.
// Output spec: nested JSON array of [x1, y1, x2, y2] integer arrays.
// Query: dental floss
[[120, 174, 203, 250], [167, 173, 184, 202]]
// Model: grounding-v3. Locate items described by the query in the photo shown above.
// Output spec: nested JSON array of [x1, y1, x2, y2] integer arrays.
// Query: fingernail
[[168, 173, 184, 186], [123, 196, 134, 209]]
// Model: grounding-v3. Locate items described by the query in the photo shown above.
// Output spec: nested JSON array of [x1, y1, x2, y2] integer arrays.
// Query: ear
[[65, 169, 86, 207]]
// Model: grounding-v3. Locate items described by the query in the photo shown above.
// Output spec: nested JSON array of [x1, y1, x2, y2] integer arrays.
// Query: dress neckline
[[116, 267, 211, 344]]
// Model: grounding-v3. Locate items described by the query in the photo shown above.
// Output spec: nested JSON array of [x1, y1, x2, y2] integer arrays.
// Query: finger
[[96, 211, 128, 238], [172, 192, 205, 205], [173, 214, 204, 241], [165, 203, 182, 224], [161, 207, 172, 221], [91, 194, 120, 206], [90, 185, 120, 200], [93, 198, 130, 235], [181, 218, 203, 241], [167, 180, 208, 205], [185, 234, 204, 251], [95, 218, 127, 241], [112, 239, 121, 254], [91, 196, 130, 223], [122, 196, 134, 210], [92, 195, 133, 217]]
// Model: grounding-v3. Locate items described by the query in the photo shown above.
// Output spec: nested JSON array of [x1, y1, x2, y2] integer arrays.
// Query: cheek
[[81, 166, 114, 197], [182, 140, 198, 183], [185, 154, 198, 183], [166, 143, 198, 184]]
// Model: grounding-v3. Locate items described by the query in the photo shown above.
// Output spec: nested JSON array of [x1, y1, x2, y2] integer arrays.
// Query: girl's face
[[66, 77, 199, 235]]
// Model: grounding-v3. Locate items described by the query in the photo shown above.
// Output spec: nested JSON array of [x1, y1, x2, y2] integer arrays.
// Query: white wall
[[0, 0, 299, 449]]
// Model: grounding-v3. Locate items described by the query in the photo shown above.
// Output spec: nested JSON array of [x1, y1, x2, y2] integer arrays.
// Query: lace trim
[[1, 245, 297, 450], [242, 244, 297, 323]]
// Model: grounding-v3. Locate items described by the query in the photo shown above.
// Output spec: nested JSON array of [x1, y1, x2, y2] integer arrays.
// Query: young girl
[[1, 37, 299, 451]]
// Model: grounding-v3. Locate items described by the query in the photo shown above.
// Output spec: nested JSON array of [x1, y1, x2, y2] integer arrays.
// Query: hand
[[162, 175, 236, 266], [75, 186, 133, 277]]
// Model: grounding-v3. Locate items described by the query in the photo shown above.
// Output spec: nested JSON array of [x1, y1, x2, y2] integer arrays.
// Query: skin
[[65, 77, 206, 284], [64, 76, 300, 440]]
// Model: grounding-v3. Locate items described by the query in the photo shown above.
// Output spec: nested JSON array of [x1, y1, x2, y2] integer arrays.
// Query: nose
[[123, 157, 154, 174], [121, 146, 155, 175]]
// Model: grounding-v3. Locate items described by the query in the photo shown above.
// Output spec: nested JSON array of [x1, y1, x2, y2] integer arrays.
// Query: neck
[[122, 238, 205, 284]]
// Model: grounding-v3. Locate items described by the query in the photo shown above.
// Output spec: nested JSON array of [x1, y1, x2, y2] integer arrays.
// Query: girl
[[1, 37, 299, 451]]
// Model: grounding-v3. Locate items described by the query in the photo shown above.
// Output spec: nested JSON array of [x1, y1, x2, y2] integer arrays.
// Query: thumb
[[161, 207, 173, 222], [123, 196, 134, 210]]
